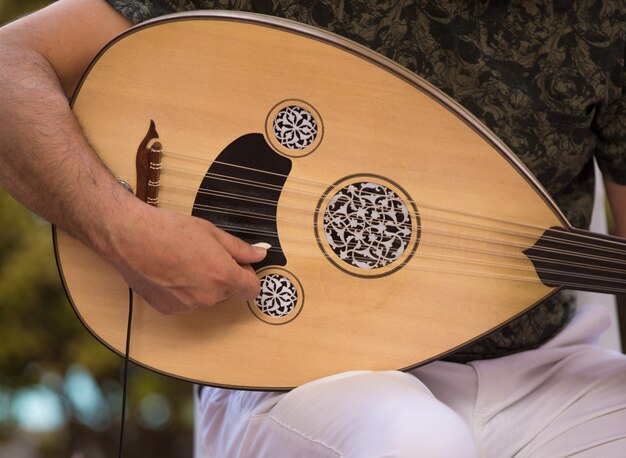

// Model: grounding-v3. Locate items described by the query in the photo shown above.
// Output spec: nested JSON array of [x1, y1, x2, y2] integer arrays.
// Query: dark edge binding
[[68, 10, 570, 228], [54, 11, 573, 391], [52, 226, 281, 392]]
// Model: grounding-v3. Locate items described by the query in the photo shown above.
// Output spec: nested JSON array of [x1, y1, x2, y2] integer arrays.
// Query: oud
[[54, 11, 626, 390]]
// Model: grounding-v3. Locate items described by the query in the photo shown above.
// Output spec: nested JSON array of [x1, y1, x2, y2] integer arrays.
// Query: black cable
[[118, 287, 134, 458]]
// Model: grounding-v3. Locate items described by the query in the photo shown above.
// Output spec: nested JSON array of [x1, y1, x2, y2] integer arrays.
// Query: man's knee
[[263, 371, 478, 457]]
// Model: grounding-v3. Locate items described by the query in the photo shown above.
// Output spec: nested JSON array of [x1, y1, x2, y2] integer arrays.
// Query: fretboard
[[524, 227, 626, 295]]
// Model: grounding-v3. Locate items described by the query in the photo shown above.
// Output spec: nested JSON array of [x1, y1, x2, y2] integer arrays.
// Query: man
[[1, 0, 625, 456]]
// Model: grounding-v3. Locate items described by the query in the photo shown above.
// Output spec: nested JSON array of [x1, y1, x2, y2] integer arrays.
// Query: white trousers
[[195, 304, 626, 457]]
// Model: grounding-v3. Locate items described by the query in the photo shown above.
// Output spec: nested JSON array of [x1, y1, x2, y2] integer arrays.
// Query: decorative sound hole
[[273, 106, 318, 150], [255, 273, 298, 317], [323, 182, 413, 269]]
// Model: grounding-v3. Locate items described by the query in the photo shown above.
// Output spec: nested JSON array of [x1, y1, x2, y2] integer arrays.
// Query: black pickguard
[[192, 134, 292, 269]]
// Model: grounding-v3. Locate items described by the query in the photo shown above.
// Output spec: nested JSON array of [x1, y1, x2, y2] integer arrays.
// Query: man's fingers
[[231, 263, 262, 301], [210, 225, 270, 264], [210, 229, 266, 301]]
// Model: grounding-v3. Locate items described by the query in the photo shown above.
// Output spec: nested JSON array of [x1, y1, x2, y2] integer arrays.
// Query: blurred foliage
[[0, 0, 50, 25], [0, 1, 194, 456], [0, 192, 107, 381], [0, 191, 194, 457]]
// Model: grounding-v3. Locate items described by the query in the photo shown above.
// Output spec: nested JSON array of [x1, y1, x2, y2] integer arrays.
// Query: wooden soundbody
[[53, 11, 626, 390]]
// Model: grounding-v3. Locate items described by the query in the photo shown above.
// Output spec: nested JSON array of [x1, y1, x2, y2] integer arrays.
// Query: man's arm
[[0, 0, 266, 314]]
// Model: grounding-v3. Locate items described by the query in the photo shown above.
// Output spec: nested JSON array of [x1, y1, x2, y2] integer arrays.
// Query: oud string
[[161, 152, 549, 232], [157, 195, 626, 273], [156, 198, 626, 291], [162, 196, 626, 274], [147, 153, 626, 288], [159, 153, 626, 256], [225, 223, 626, 293], [162, 183, 626, 282], [162, 180, 625, 268], [254, 245, 626, 294], [154, 204, 626, 281]]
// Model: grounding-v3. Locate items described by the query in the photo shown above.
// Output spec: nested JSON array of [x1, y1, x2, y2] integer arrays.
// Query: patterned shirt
[[106, 0, 626, 361]]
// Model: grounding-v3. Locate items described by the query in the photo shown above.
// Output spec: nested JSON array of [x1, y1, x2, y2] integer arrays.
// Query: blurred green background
[[0, 1, 195, 456], [2, 2, 626, 458]]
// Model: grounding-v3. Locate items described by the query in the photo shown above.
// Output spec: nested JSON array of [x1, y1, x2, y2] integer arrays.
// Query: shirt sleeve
[[105, 0, 258, 24], [594, 44, 626, 184], [104, 0, 199, 24]]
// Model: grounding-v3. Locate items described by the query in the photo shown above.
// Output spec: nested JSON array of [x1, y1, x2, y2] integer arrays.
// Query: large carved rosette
[[324, 182, 411, 268], [315, 175, 420, 277]]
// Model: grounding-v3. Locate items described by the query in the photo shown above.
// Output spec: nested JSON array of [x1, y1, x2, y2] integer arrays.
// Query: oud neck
[[524, 227, 626, 295]]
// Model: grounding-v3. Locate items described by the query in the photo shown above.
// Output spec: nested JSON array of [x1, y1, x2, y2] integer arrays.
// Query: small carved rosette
[[274, 106, 317, 150], [266, 99, 323, 157], [248, 268, 304, 324], [315, 175, 420, 277]]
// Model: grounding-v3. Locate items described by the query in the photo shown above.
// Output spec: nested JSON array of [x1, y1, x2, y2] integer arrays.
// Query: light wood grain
[[56, 13, 563, 389]]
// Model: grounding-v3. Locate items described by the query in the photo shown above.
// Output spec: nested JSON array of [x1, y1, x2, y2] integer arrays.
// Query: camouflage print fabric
[[105, 0, 626, 362]]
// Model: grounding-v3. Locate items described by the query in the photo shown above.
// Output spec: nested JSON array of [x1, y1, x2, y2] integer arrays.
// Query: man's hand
[[106, 201, 268, 315]]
